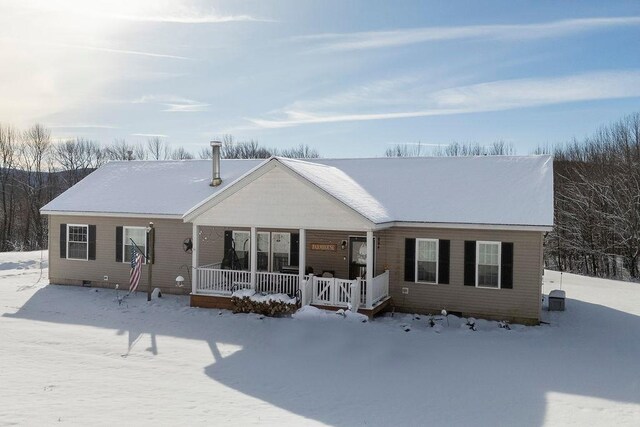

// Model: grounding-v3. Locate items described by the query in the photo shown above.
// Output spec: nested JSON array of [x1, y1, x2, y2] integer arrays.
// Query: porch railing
[[256, 271, 304, 295], [370, 270, 390, 306], [195, 267, 389, 309], [196, 268, 251, 294]]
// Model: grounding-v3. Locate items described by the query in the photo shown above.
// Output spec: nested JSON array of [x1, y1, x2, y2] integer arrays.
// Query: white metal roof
[[41, 155, 554, 227], [41, 159, 263, 218]]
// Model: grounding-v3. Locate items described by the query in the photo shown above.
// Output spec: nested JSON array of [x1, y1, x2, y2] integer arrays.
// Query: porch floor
[[190, 294, 392, 319]]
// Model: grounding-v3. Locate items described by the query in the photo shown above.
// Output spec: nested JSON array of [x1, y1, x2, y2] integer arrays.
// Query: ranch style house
[[41, 143, 553, 324]]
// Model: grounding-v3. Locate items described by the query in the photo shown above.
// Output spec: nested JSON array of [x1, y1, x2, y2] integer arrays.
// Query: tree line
[[541, 113, 640, 280], [0, 125, 319, 251]]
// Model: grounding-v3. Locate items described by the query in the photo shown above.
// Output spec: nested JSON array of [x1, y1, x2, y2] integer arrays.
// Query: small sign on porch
[[310, 243, 337, 251]]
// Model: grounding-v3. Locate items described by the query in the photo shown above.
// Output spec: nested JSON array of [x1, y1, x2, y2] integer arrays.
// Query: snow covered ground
[[1, 251, 639, 426]]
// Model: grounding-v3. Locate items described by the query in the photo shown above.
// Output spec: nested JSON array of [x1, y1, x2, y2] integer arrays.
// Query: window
[[67, 224, 88, 260], [123, 226, 147, 264], [477, 241, 501, 288], [415, 238, 438, 283], [271, 232, 290, 273], [232, 231, 251, 270], [257, 232, 270, 271]]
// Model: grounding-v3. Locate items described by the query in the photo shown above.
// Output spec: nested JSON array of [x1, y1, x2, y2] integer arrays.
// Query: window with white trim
[[476, 241, 501, 288], [232, 231, 250, 270], [416, 238, 438, 283], [271, 232, 290, 273], [67, 224, 88, 260], [123, 226, 147, 264]]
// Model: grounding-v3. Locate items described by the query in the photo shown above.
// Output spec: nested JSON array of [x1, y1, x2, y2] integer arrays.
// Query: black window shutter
[[146, 229, 153, 264], [464, 241, 476, 286], [88, 225, 96, 260], [404, 238, 416, 282], [222, 230, 233, 268], [59, 224, 67, 258], [290, 233, 299, 266], [438, 239, 450, 284], [501, 242, 514, 289], [115, 226, 123, 262]]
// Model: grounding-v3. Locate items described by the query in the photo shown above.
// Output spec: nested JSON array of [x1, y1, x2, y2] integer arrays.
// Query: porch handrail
[[199, 262, 222, 269], [370, 270, 390, 306]]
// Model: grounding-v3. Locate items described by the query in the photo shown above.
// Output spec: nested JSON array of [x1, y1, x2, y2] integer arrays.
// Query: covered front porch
[[190, 226, 390, 315], [182, 157, 392, 316]]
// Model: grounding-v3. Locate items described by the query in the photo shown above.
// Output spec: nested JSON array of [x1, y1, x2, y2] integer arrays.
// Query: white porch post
[[299, 228, 306, 303], [366, 230, 374, 308], [250, 227, 257, 291], [191, 223, 199, 294]]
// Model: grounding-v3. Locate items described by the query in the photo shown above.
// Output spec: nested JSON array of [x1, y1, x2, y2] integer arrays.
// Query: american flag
[[129, 245, 143, 293]]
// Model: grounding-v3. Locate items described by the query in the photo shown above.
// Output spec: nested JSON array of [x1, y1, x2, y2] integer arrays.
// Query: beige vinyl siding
[[48, 215, 216, 295], [48, 216, 543, 322], [376, 227, 543, 323]]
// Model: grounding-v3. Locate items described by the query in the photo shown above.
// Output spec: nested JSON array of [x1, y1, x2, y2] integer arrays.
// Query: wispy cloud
[[16, 1, 266, 24], [300, 16, 640, 52], [132, 95, 210, 112], [52, 42, 193, 60], [247, 70, 640, 128], [131, 133, 169, 138], [49, 124, 118, 129], [103, 12, 262, 24]]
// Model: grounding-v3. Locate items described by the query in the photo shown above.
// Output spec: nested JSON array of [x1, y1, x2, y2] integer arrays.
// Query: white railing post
[[250, 227, 257, 291], [384, 270, 389, 299], [366, 230, 374, 308], [299, 228, 306, 299], [302, 273, 313, 306], [192, 223, 199, 294], [352, 278, 361, 312]]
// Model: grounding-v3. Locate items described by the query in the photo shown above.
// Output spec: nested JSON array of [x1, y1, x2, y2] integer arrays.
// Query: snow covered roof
[[42, 155, 553, 228], [41, 159, 263, 217]]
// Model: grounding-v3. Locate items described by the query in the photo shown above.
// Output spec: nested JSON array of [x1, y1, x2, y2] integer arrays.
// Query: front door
[[349, 236, 373, 280]]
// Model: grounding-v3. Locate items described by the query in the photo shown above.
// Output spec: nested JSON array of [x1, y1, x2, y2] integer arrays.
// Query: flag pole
[[147, 222, 155, 302]]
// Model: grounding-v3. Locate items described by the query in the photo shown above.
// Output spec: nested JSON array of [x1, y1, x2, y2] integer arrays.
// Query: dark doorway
[[348, 236, 374, 280]]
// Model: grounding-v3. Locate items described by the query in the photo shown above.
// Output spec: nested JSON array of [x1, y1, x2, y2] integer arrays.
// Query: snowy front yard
[[1, 252, 639, 426]]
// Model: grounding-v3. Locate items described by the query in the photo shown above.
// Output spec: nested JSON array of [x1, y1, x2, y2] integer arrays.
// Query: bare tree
[[105, 139, 135, 160], [0, 124, 17, 250], [53, 138, 104, 186], [170, 147, 194, 160], [547, 112, 640, 279], [279, 144, 320, 159], [386, 141, 515, 157], [18, 124, 52, 249], [146, 137, 170, 160]]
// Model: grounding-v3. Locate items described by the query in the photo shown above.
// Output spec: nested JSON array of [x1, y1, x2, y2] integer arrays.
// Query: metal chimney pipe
[[210, 141, 222, 187]]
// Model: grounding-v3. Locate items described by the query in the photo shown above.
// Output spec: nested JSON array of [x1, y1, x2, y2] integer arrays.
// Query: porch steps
[[311, 296, 391, 319]]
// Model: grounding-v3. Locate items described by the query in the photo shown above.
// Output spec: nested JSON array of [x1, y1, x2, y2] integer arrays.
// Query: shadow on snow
[[5, 284, 640, 426]]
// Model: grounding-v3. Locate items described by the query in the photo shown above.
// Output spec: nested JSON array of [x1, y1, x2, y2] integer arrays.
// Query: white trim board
[[377, 222, 552, 232], [41, 211, 182, 219]]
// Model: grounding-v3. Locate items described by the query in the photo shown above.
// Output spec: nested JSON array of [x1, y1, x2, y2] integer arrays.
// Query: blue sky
[[1, 0, 640, 157]]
